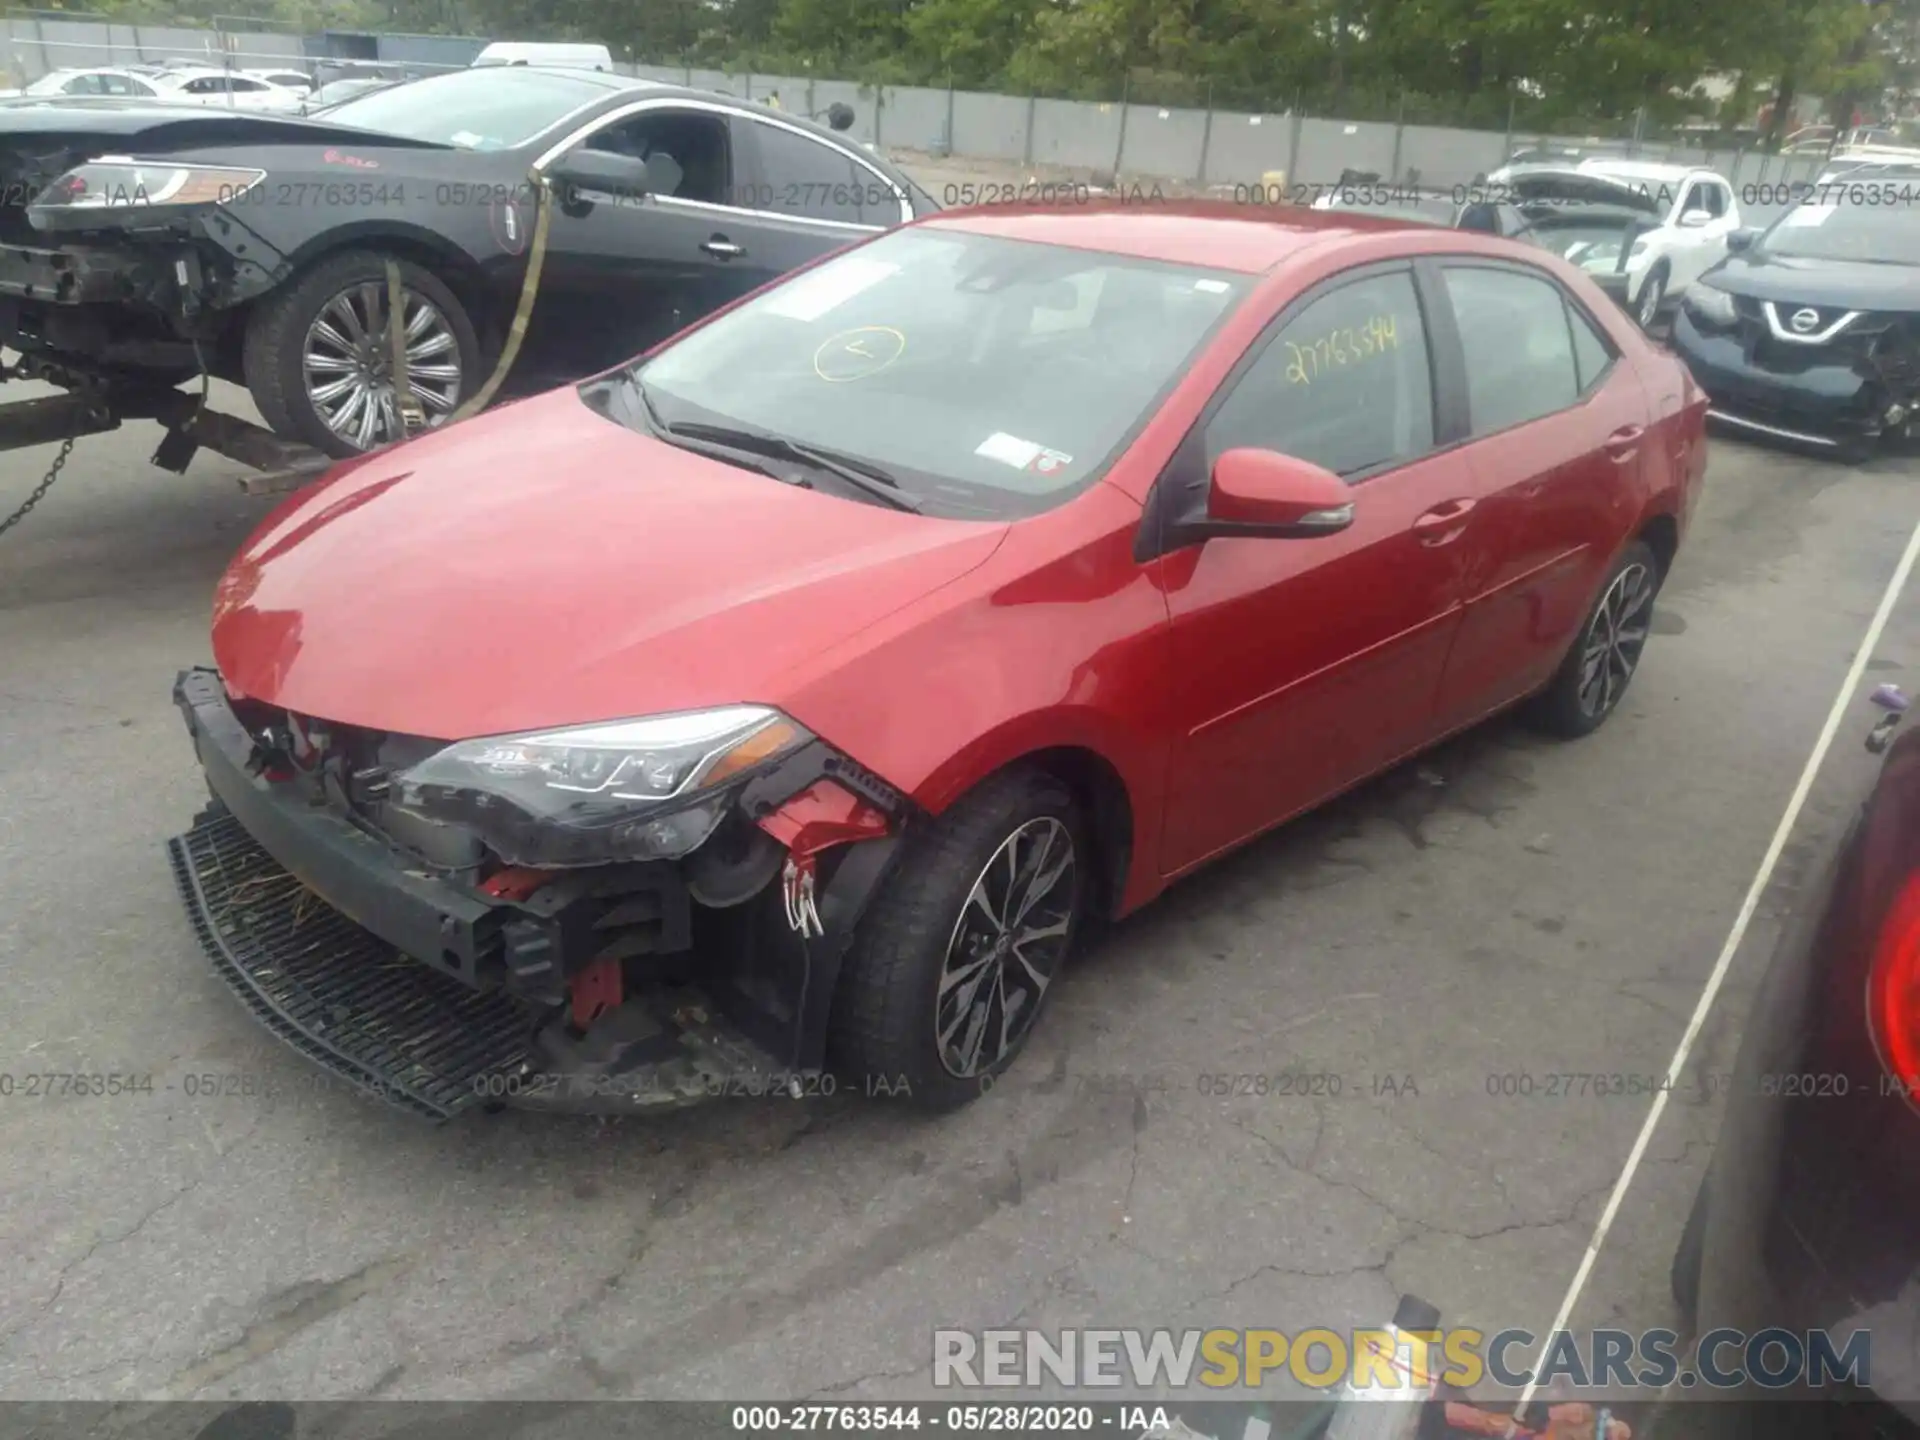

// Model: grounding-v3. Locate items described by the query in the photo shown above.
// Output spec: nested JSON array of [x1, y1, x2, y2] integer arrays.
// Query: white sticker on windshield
[[976, 432, 1041, 468], [449, 130, 485, 148], [764, 256, 900, 322], [1194, 279, 1231, 293], [1782, 203, 1837, 228]]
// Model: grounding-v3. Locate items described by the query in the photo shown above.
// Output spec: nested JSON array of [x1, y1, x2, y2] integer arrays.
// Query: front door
[[1156, 264, 1488, 874], [526, 103, 755, 382]]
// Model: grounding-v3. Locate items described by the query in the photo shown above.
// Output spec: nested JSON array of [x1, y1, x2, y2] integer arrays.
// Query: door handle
[[700, 236, 745, 259], [1412, 497, 1477, 545], [1604, 425, 1645, 463]]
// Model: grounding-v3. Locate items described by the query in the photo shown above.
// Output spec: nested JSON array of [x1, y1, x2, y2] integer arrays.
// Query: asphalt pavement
[[2, 364, 1918, 1414]]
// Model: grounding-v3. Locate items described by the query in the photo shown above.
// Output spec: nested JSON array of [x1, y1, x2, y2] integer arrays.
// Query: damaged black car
[[1670, 186, 1920, 460], [0, 67, 932, 478]]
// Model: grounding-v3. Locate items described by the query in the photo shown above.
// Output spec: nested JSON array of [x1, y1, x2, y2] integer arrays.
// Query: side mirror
[[1202, 448, 1354, 540], [1677, 209, 1712, 229], [1726, 227, 1758, 253], [546, 144, 651, 203], [825, 101, 855, 131]]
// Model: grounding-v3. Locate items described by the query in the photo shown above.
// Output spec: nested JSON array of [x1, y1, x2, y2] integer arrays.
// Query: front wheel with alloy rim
[[830, 768, 1086, 1110], [243, 249, 483, 458], [1527, 539, 1660, 738]]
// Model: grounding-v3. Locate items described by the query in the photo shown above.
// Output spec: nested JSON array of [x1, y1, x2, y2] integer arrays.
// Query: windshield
[[622, 228, 1247, 519], [1759, 199, 1920, 264], [317, 67, 608, 149]]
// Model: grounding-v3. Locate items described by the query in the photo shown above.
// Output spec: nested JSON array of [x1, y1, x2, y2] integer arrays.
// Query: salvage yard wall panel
[[951, 92, 1027, 162], [1294, 118, 1400, 181], [1397, 125, 1510, 187], [1200, 111, 1293, 185], [1119, 104, 1210, 181], [1028, 98, 1124, 171], [878, 86, 950, 152]]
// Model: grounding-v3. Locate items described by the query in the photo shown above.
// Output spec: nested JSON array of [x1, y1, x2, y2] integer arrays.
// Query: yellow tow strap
[[385, 259, 426, 438], [451, 168, 555, 423]]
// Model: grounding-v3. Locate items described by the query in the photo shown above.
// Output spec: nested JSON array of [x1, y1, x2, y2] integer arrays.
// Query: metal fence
[[0, 13, 1840, 194]]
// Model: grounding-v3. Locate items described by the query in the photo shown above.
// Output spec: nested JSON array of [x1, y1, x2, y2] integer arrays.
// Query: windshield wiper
[[621, 375, 920, 512], [663, 420, 923, 513]]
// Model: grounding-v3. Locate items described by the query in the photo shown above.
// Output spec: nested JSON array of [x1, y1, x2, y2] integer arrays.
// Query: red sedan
[[170, 203, 1709, 1120]]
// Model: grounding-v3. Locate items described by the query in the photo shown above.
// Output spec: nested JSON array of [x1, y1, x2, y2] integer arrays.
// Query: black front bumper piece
[[169, 808, 540, 1122], [167, 667, 909, 1121]]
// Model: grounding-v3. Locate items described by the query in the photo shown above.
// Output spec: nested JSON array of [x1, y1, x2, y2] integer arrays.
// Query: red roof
[[924, 200, 1436, 273]]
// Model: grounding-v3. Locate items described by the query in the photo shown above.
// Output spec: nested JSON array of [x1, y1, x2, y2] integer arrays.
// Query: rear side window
[[1442, 266, 1581, 434], [744, 121, 883, 226], [1566, 301, 1615, 393], [1205, 269, 1435, 479]]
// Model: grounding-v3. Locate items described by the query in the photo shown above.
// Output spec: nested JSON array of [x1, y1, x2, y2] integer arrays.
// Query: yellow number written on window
[[1283, 313, 1399, 385]]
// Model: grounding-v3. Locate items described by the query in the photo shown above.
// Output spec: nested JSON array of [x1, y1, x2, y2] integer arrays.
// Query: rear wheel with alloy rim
[[1528, 539, 1660, 737], [830, 768, 1086, 1109], [244, 249, 483, 458]]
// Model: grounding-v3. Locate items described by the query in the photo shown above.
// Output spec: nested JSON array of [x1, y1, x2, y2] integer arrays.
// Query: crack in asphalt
[[1, 1174, 210, 1360]]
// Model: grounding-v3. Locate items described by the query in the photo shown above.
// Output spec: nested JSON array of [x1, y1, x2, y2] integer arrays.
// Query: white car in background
[[245, 68, 315, 94], [1504, 159, 1741, 328], [147, 67, 304, 113], [0, 66, 168, 100]]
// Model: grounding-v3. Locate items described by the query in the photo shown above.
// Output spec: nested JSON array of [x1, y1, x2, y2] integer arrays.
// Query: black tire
[[1527, 539, 1661, 738], [1671, 1176, 1707, 1321], [243, 248, 482, 459], [1635, 265, 1669, 331], [830, 767, 1088, 1111]]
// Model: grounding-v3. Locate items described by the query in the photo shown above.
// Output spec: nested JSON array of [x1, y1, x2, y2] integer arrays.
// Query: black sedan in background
[[1669, 185, 1919, 460], [0, 67, 934, 460], [1673, 691, 1920, 1437]]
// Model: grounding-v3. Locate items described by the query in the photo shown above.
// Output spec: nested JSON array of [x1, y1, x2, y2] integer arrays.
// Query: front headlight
[[28, 158, 266, 220], [1683, 281, 1738, 327], [394, 706, 813, 868], [1628, 236, 1651, 263]]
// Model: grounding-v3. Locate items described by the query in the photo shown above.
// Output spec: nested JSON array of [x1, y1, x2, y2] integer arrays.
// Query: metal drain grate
[[167, 809, 541, 1122]]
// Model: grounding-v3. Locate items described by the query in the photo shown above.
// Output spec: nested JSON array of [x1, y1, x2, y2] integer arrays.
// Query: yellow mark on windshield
[[1284, 314, 1399, 385], [813, 325, 907, 382]]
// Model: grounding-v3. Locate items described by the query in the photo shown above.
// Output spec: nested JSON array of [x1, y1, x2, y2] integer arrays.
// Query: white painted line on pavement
[[1512, 510, 1920, 1427]]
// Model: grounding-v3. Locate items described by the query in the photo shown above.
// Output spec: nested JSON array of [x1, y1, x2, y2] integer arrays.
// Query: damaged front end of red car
[[166, 667, 916, 1122]]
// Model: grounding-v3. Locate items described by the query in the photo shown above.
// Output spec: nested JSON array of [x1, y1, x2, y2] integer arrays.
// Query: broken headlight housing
[[393, 706, 812, 868], [28, 159, 267, 226], [1683, 279, 1738, 328]]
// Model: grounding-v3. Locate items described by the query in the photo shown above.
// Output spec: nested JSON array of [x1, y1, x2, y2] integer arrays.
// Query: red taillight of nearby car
[[1868, 870, 1920, 1106]]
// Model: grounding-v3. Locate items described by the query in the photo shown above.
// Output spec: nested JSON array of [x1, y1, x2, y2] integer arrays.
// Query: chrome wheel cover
[[935, 816, 1077, 1079], [1578, 561, 1654, 720], [302, 280, 462, 450]]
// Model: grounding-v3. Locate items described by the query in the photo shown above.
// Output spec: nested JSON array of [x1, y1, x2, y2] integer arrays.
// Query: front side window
[[1443, 266, 1581, 434], [620, 227, 1248, 518], [583, 110, 730, 205], [746, 121, 886, 225], [1205, 269, 1435, 479]]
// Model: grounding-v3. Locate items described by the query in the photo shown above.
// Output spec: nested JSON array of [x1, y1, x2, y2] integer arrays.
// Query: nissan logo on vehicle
[[1789, 307, 1822, 334]]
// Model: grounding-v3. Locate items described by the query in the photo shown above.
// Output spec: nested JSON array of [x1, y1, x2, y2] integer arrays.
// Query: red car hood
[[212, 389, 1009, 739]]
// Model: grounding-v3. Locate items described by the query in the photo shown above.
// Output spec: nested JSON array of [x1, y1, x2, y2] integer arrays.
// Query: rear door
[[722, 114, 912, 292], [1429, 261, 1649, 730], [1155, 262, 1489, 874]]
